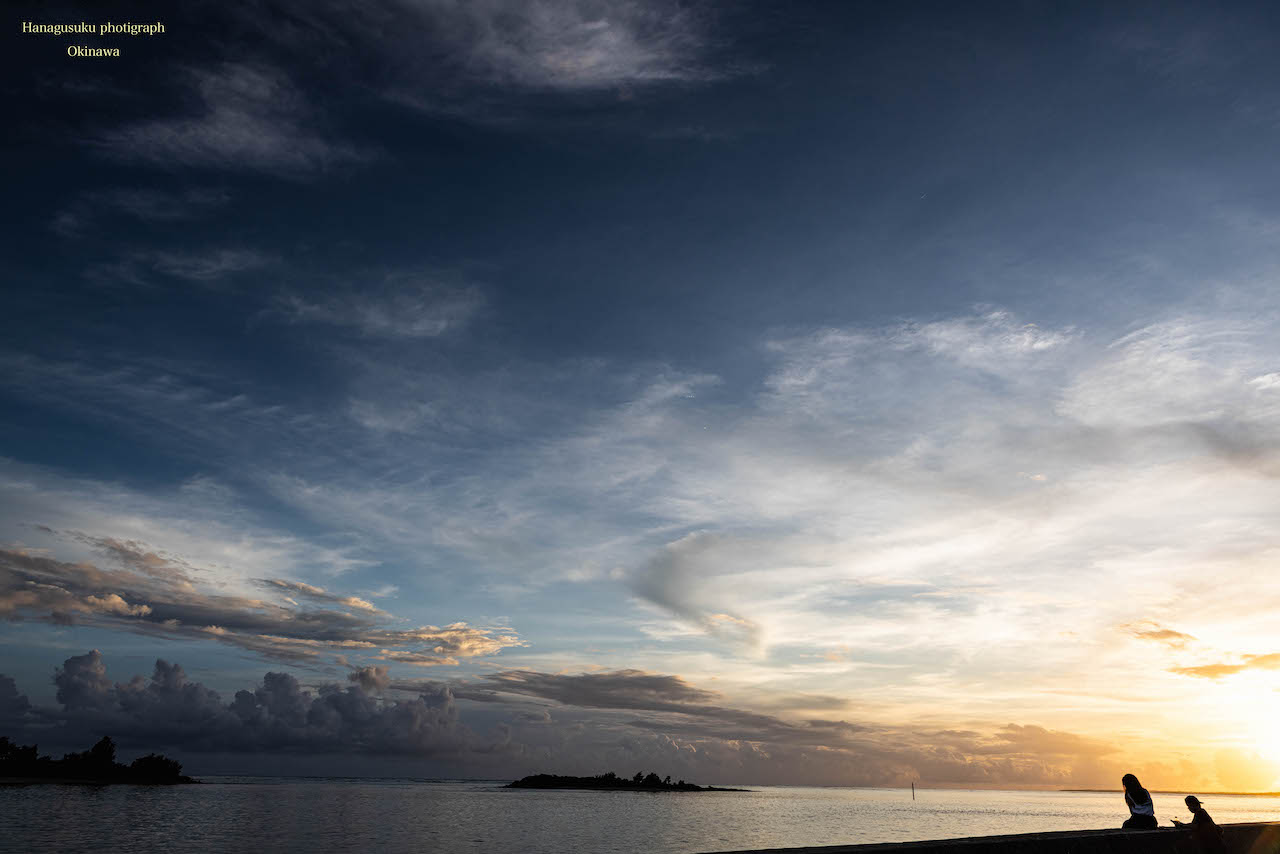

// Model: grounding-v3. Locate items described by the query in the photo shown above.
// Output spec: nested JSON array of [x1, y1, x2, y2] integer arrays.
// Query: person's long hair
[[1122, 774, 1147, 800]]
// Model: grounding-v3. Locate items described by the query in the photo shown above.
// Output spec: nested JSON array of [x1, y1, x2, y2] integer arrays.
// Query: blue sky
[[4, 0, 1280, 787]]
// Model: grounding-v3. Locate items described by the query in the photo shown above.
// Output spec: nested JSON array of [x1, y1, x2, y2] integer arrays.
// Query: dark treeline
[[0, 735, 193, 784], [508, 770, 746, 791]]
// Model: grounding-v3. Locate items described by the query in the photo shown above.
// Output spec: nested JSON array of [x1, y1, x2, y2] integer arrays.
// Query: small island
[[507, 770, 748, 792], [1, 735, 194, 784]]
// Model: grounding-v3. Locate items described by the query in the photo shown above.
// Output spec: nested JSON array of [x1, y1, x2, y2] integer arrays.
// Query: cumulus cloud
[[349, 666, 390, 693], [55, 649, 114, 711], [10, 651, 479, 758], [0, 537, 521, 667], [376, 624, 525, 667]]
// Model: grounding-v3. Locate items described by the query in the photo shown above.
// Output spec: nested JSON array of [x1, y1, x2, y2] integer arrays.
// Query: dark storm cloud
[[0, 676, 32, 722], [0, 654, 1122, 786], [483, 668, 720, 709], [474, 676, 1118, 786], [55, 650, 116, 711], [754, 693, 852, 713], [385, 678, 505, 704], [482, 668, 872, 746], [8, 651, 479, 757], [467, 668, 1120, 785], [0, 541, 521, 667], [348, 666, 390, 693], [616, 707, 873, 748]]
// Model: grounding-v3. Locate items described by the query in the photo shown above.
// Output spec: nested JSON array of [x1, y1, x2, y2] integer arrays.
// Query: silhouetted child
[[1122, 773, 1158, 829], [1173, 795, 1226, 854]]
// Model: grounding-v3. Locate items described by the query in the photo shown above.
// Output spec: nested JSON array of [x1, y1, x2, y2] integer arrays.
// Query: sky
[[4, 0, 1280, 789]]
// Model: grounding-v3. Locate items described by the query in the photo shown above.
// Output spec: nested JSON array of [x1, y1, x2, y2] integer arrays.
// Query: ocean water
[[2, 779, 1278, 854]]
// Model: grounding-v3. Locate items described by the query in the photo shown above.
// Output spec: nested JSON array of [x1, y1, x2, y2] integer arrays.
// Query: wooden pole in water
[[912, 782, 915, 800]]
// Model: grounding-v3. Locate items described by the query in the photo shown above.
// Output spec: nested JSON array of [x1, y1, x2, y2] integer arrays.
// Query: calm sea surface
[[3, 779, 1278, 854]]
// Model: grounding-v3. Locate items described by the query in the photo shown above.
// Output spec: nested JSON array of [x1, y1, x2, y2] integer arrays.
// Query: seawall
[[706, 821, 1280, 854]]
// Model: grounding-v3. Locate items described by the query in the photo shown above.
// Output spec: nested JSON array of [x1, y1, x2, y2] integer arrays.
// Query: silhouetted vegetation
[[0, 736, 193, 784], [507, 770, 747, 791]]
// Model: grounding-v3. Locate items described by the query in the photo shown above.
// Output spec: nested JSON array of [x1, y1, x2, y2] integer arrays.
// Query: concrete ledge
[[705, 820, 1280, 854]]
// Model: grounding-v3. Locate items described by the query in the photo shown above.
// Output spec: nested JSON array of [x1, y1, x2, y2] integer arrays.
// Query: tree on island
[[0, 735, 193, 784], [507, 770, 746, 792]]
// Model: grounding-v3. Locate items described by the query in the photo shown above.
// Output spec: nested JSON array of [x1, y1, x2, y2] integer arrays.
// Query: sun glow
[[1216, 679, 1280, 789], [1244, 723, 1280, 778]]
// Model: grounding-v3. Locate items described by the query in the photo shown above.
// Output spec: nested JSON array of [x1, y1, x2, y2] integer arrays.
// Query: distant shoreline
[[1061, 789, 1280, 797], [1, 776, 200, 786], [507, 772, 750, 792]]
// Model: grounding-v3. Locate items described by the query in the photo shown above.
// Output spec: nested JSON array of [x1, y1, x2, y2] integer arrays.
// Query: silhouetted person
[[1122, 773, 1158, 829], [1173, 796, 1226, 854]]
